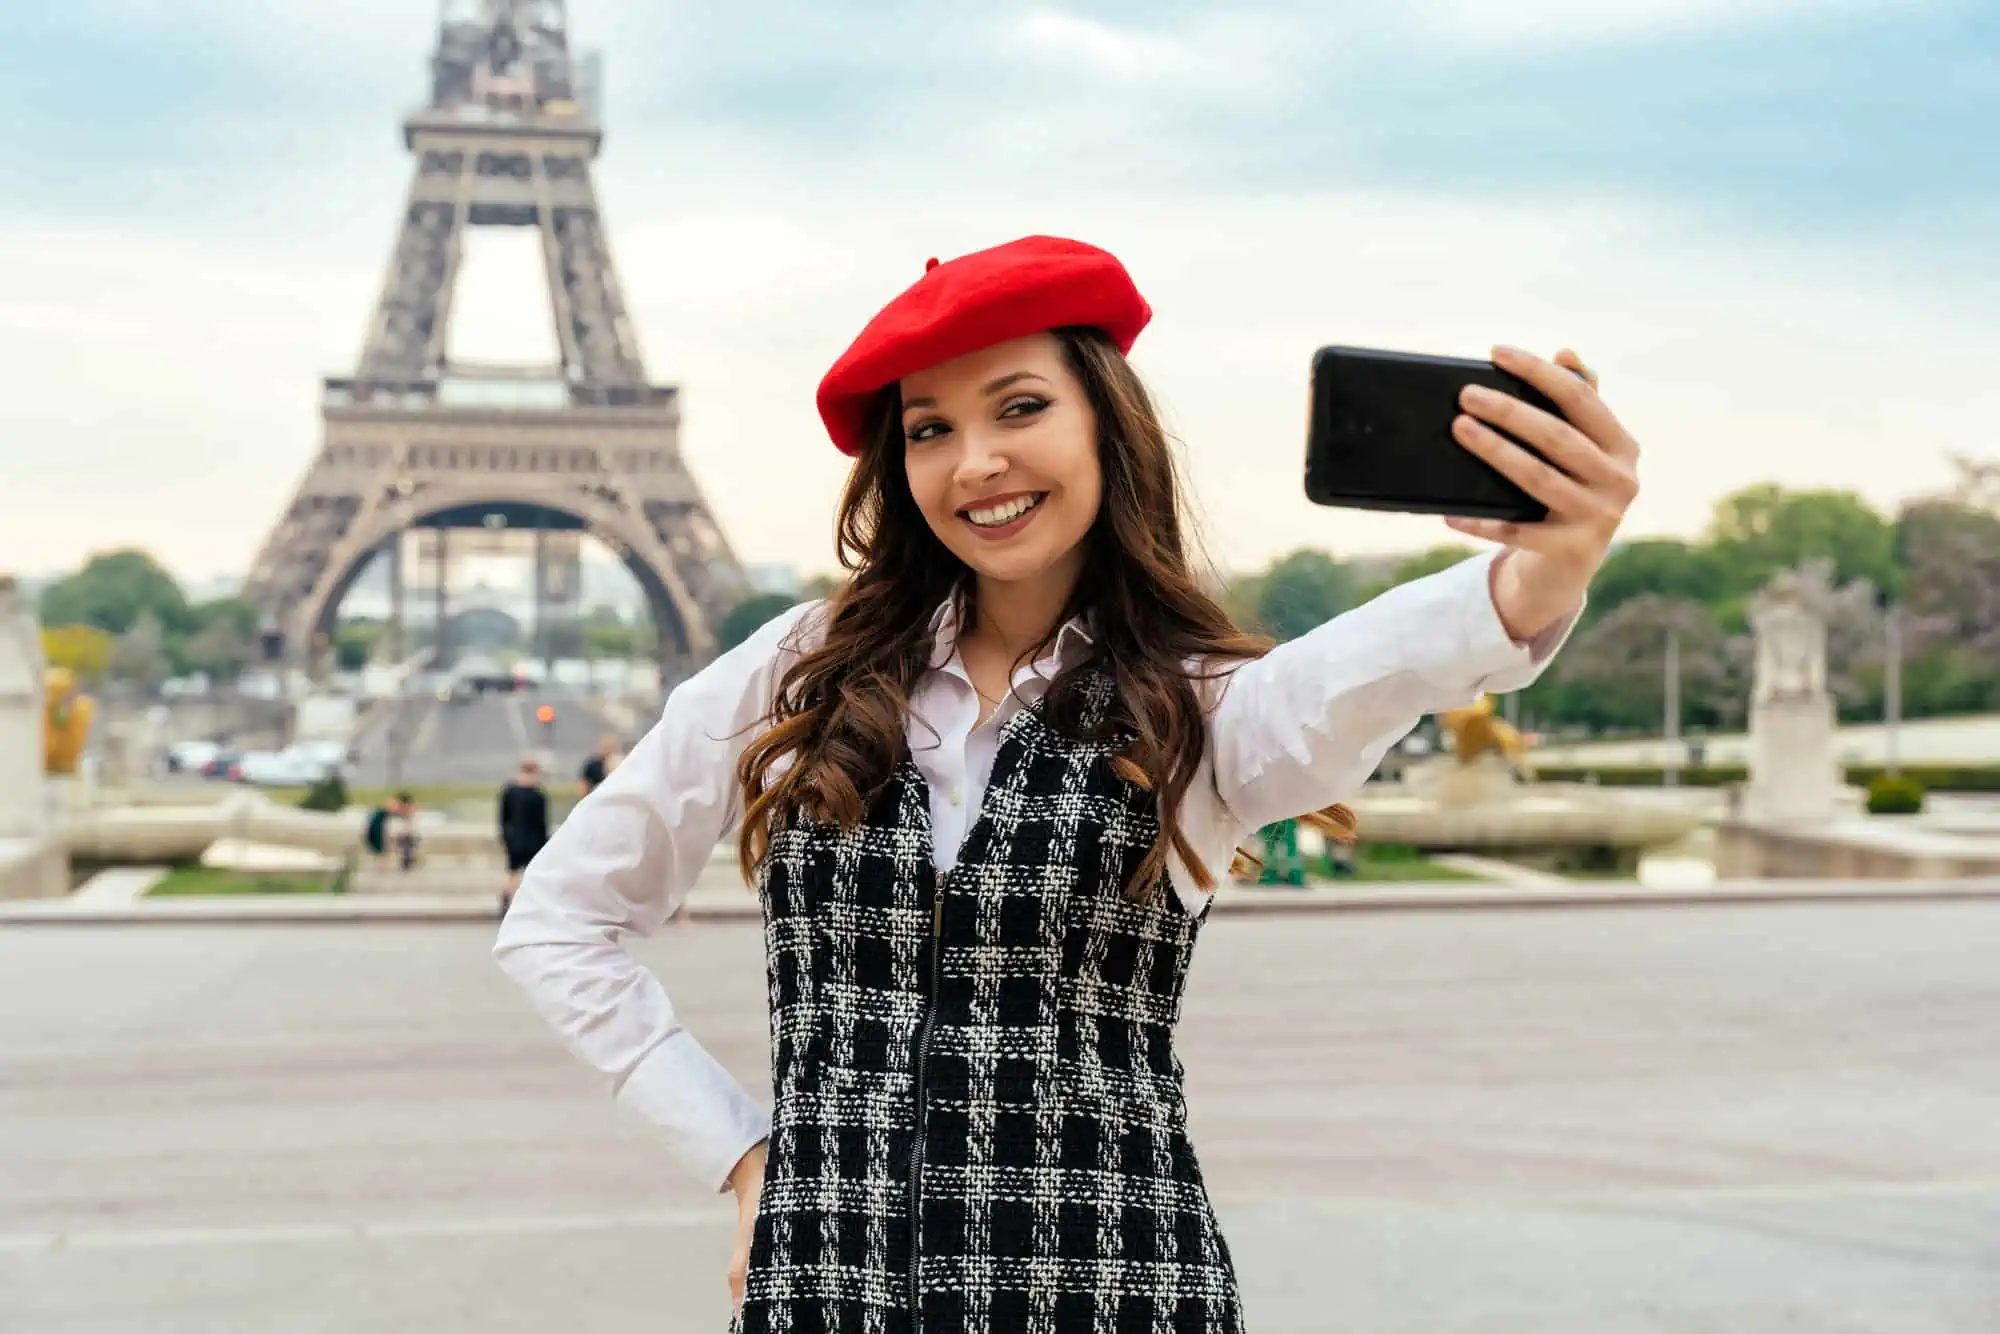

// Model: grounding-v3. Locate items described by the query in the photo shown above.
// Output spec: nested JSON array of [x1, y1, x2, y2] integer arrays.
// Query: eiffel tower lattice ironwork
[[244, 0, 748, 677]]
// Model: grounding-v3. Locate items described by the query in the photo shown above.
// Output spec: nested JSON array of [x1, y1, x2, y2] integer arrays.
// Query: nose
[[951, 426, 1009, 488]]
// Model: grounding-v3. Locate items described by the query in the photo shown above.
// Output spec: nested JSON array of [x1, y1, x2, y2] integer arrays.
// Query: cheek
[[1052, 443, 1103, 530], [904, 452, 955, 524]]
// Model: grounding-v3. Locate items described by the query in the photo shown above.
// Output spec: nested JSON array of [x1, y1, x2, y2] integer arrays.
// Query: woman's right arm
[[492, 599, 824, 1194]]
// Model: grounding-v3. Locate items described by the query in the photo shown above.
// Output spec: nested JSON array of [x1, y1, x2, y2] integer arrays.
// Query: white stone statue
[[0, 575, 46, 841], [1748, 563, 1832, 703], [1742, 562, 1843, 824], [0, 573, 69, 898]]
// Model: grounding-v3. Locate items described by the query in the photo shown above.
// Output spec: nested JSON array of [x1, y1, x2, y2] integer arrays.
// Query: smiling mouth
[[961, 493, 1047, 528]]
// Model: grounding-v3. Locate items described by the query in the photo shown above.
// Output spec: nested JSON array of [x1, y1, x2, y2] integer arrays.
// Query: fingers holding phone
[[1444, 344, 1638, 571], [1554, 348, 1598, 391]]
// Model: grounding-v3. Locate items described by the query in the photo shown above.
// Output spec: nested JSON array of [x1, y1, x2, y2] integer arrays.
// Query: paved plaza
[[4, 900, 1997, 1332]]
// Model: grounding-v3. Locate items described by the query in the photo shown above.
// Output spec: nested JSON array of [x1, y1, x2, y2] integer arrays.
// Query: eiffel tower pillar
[[387, 535, 407, 665], [242, 1, 749, 682], [531, 526, 548, 678], [432, 529, 451, 670]]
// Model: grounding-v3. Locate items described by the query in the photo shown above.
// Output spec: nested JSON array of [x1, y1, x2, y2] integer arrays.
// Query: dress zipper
[[907, 886, 944, 1324]]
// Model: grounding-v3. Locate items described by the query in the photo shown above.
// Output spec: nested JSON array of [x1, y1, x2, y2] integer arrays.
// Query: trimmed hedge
[[1533, 763, 2000, 792], [1534, 765, 1745, 787], [1865, 774, 1926, 815], [297, 772, 350, 811]]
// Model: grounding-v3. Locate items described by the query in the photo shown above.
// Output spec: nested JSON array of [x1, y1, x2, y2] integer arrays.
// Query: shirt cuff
[[1421, 549, 1583, 697], [613, 1029, 772, 1194]]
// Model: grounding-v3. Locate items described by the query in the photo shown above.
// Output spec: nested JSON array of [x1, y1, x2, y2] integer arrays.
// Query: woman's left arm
[[1209, 346, 1638, 835]]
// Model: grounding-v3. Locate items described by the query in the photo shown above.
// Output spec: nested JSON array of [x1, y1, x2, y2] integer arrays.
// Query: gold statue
[[1436, 694, 1533, 775], [44, 667, 95, 775]]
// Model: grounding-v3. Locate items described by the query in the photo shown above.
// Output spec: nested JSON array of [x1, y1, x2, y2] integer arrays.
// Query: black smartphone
[[1303, 345, 1567, 523]]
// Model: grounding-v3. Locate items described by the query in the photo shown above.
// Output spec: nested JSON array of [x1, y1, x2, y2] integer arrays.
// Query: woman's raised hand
[[1447, 346, 1638, 640]]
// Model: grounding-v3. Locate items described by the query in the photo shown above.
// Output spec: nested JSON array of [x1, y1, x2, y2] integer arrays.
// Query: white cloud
[[1002, 7, 1305, 104], [5, 2, 1988, 587], [1013, 9, 1201, 81], [1401, 0, 1903, 49], [2, 169, 1992, 587]]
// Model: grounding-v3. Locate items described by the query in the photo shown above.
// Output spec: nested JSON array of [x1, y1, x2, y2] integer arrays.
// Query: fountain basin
[[60, 793, 502, 864], [1347, 765, 1703, 873]]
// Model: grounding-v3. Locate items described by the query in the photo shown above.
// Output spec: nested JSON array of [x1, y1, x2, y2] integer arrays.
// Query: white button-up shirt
[[494, 549, 1575, 1192]]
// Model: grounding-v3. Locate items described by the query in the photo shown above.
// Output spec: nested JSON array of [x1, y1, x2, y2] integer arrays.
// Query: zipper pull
[[933, 899, 942, 938]]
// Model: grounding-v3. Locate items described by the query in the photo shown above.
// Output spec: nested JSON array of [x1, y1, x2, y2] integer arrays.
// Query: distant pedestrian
[[498, 758, 550, 916], [367, 792, 418, 870], [578, 732, 623, 797], [388, 792, 420, 871], [364, 803, 392, 868]]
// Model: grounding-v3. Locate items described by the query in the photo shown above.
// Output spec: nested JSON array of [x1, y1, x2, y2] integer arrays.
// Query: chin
[[959, 547, 1063, 585]]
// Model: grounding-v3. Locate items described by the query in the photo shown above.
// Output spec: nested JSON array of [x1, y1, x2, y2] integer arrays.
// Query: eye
[[999, 395, 1050, 421], [903, 418, 948, 444]]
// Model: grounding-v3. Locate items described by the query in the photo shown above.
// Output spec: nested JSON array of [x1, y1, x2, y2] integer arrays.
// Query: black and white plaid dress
[[738, 678, 1244, 1334]]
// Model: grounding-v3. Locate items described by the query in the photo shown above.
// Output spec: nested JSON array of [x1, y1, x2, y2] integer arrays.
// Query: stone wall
[[1715, 820, 2000, 879], [0, 838, 68, 899]]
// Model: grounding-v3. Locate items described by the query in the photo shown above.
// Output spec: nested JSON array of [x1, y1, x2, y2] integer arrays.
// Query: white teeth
[[966, 494, 1041, 528]]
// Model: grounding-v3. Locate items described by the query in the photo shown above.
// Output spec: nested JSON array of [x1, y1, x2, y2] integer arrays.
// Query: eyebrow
[[902, 370, 1050, 413]]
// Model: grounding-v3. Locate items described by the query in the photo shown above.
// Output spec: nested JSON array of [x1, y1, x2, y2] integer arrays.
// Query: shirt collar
[[925, 591, 1096, 673]]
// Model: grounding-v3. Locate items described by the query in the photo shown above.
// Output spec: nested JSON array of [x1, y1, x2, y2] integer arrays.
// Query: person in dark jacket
[[497, 758, 549, 916], [578, 732, 622, 796], [494, 235, 1639, 1331]]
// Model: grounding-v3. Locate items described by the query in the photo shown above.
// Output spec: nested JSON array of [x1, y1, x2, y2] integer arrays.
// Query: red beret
[[815, 235, 1152, 455]]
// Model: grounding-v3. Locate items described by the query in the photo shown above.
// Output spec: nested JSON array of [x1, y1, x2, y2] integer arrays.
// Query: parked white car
[[166, 740, 223, 773], [236, 749, 337, 787]]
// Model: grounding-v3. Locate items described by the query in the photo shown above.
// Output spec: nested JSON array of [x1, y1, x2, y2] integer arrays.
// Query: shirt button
[[948, 786, 964, 805]]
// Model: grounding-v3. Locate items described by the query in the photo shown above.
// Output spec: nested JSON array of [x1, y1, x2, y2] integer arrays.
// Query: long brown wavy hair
[[736, 326, 1354, 899]]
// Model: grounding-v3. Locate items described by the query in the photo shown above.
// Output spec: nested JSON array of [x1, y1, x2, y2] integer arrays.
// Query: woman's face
[[899, 332, 1102, 592]]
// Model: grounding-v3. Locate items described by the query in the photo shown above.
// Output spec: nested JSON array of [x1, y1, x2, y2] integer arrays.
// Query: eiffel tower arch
[[245, 0, 748, 681]]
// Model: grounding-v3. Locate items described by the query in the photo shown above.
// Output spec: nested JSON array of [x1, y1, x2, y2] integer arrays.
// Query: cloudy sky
[[2, 0, 1995, 586]]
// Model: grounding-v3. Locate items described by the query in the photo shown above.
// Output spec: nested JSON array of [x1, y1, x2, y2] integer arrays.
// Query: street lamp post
[[1885, 601, 1903, 778], [1663, 626, 1682, 788]]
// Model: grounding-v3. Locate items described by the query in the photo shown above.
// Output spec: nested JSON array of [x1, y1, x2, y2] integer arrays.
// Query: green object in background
[[149, 868, 337, 896], [1257, 820, 1306, 887], [1864, 773, 1926, 815]]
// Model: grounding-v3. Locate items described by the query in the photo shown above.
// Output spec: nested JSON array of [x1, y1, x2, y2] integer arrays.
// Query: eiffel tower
[[245, 0, 747, 680]]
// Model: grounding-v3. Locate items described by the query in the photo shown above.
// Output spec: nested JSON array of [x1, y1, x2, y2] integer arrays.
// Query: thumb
[[1554, 348, 1599, 390]]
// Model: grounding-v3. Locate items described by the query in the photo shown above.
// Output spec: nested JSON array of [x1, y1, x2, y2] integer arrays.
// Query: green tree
[[1889, 498, 2000, 716], [719, 592, 800, 651], [1552, 595, 1744, 732], [1249, 550, 1354, 642], [1705, 485, 1899, 599], [1895, 499, 2000, 655], [108, 611, 171, 694], [38, 550, 194, 636], [1352, 543, 1477, 603], [1219, 571, 1266, 631], [582, 620, 638, 661], [1391, 543, 1478, 583], [1584, 539, 1730, 623], [181, 616, 253, 684], [189, 596, 259, 640]]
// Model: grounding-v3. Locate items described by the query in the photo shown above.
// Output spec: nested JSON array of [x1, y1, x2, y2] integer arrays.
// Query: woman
[[497, 757, 550, 915], [495, 235, 1638, 1331]]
